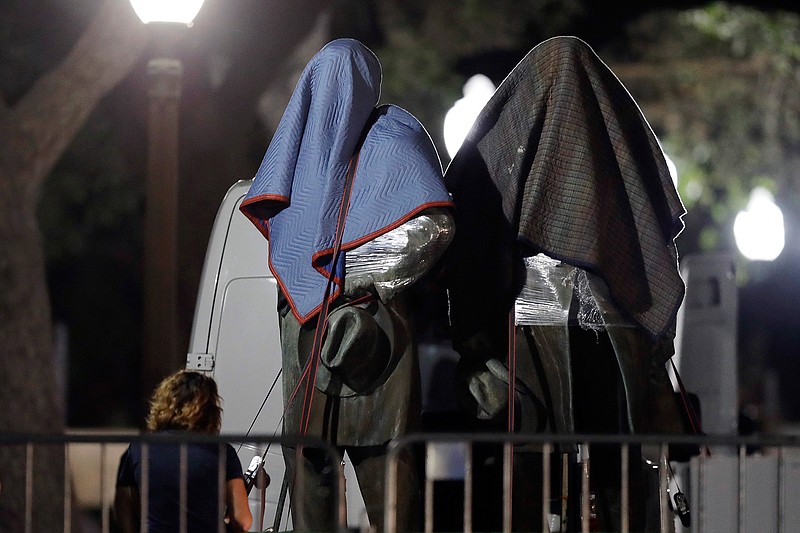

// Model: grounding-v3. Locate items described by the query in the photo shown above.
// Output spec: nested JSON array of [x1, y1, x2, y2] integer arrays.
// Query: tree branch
[[9, 0, 149, 192]]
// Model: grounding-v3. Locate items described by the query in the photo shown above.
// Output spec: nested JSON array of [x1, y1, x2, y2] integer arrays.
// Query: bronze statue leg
[[282, 444, 339, 532], [525, 324, 575, 435], [347, 444, 420, 532], [281, 442, 421, 533]]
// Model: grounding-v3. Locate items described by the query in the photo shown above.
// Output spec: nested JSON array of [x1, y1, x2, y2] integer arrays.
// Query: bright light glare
[[664, 154, 678, 188], [443, 74, 496, 158], [734, 187, 785, 261], [129, 0, 205, 24]]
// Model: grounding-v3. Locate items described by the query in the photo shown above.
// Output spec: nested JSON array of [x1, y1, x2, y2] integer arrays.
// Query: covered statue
[[240, 39, 454, 531], [443, 36, 688, 531]]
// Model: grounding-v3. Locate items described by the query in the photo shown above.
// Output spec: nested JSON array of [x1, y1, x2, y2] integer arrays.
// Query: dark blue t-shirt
[[116, 435, 244, 533]]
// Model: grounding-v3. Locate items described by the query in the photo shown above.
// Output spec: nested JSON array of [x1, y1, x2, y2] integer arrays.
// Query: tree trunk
[[0, 1, 147, 529]]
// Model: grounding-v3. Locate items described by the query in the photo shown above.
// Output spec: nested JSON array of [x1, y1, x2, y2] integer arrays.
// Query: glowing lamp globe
[[443, 74, 496, 158], [734, 187, 785, 261], [129, 0, 205, 24]]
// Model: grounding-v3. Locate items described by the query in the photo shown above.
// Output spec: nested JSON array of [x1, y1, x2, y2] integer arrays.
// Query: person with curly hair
[[113, 370, 252, 532]]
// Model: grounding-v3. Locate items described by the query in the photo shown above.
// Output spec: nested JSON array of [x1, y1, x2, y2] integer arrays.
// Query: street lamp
[[130, 0, 206, 395], [734, 186, 785, 261], [443, 74, 495, 159], [130, 0, 205, 24]]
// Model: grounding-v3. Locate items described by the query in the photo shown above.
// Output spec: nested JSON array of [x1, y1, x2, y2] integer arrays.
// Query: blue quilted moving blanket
[[240, 39, 452, 323]]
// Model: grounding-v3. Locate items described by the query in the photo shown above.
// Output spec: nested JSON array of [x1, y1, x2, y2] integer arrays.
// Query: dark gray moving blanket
[[444, 36, 686, 344]]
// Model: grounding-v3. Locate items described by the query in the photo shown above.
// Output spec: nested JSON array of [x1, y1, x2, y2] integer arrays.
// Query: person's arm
[[113, 447, 140, 533], [225, 477, 252, 532], [112, 485, 140, 533]]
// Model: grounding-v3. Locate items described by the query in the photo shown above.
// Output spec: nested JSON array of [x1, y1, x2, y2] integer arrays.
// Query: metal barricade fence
[[385, 432, 800, 533], [4, 431, 800, 532], [0, 432, 345, 533]]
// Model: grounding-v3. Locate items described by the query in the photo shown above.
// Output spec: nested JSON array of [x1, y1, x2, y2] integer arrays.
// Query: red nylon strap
[[670, 357, 709, 456], [298, 154, 361, 436], [506, 309, 517, 526], [507, 310, 517, 433]]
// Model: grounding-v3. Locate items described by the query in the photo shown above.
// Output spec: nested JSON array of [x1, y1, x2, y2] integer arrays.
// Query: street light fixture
[[734, 186, 785, 261], [443, 74, 495, 159], [130, 0, 206, 395], [130, 0, 205, 25]]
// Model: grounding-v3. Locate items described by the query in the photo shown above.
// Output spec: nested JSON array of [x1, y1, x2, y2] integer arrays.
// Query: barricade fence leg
[[621, 443, 630, 533]]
